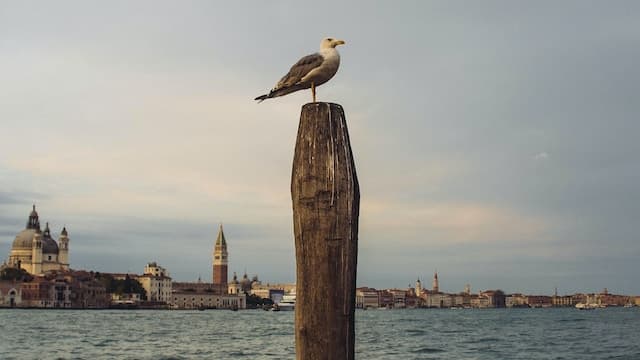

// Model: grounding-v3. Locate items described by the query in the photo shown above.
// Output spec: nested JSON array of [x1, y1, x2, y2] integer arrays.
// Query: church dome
[[12, 229, 38, 250], [41, 223, 59, 254], [42, 235, 59, 254]]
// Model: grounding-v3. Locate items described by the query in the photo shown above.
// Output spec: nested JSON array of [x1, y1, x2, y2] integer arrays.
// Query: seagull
[[255, 37, 346, 103]]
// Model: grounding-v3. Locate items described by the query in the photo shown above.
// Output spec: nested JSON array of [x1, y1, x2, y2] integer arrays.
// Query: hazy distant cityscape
[[1, 206, 637, 310]]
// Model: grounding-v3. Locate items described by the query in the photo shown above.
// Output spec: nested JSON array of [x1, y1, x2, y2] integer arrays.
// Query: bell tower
[[59, 226, 70, 270], [432, 271, 439, 293], [212, 224, 228, 286]]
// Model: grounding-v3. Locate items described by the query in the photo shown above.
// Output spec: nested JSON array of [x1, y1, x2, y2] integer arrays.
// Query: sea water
[[0, 307, 638, 359]]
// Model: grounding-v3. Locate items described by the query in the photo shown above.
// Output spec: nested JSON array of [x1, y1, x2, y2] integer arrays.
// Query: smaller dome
[[42, 236, 59, 254], [41, 222, 58, 254]]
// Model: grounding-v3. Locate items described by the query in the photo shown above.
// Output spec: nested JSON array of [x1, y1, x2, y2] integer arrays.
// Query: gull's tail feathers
[[254, 83, 309, 103]]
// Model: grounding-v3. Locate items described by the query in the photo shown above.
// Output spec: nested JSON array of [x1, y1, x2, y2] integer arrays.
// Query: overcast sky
[[1, 1, 639, 294]]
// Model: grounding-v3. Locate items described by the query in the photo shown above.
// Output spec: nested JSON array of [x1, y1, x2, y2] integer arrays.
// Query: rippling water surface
[[1, 307, 639, 359]]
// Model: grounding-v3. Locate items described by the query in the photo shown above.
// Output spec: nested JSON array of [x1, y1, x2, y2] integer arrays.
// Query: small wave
[[469, 337, 500, 343], [94, 339, 116, 347], [413, 347, 445, 354], [558, 318, 586, 322]]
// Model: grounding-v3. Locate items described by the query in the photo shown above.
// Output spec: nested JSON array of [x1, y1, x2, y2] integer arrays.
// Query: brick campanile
[[212, 224, 228, 286]]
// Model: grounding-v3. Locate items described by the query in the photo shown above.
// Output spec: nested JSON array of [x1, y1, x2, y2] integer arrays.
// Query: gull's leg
[[311, 83, 316, 103]]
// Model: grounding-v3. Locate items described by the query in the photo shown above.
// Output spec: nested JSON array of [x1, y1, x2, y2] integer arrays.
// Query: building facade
[[138, 262, 172, 303], [171, 290, 246, 309]]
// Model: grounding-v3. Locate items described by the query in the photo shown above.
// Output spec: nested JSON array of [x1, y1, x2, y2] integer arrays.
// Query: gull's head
[[321, 37, 346, 49]]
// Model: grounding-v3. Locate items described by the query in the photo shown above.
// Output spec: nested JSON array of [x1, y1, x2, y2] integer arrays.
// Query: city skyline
[[1, 1, 639, 294]]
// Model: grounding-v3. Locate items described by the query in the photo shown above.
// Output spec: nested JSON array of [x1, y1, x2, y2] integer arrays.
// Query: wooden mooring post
[[291, 102, 360, 360]]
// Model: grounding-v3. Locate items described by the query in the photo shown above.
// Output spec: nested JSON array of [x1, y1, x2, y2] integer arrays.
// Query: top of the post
[[301, 102, 343, 113]]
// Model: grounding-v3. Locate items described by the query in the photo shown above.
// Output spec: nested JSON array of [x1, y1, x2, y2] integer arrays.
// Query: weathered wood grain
[[291, 102, 360, 360]]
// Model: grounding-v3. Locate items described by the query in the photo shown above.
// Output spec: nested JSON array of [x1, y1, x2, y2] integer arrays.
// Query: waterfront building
[[506, 293, 529, 308], [251, 288, 285, 304], [171, 290, 246, 309], [7, 206, 70, 275], [424, 292, 453, 308], [527, 295, 553, 308], [250, 280, 296, 294], [0, 282, 22, 307], [212, 224, 228, 287], [481, 290, 506, 308], [572, 293, 587, 305], [470, 294, 490, 308], [378, 290, 394, 308], [138, 262, 172, 303], [15, 270, 108, 308], [405, 291, 419, 308], [635, 296, 640, 306], [595, 289, 633, 307], [415, 278, 422, 297], [552, 295, 574, 307], [388, 289, 407, 308], [452, 293, 469, 308], [355, 287, 379, 309], [66, 270, 109, 308]]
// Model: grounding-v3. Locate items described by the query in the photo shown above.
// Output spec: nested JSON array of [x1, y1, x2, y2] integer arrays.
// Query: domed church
[[7, 206, 70, 274]]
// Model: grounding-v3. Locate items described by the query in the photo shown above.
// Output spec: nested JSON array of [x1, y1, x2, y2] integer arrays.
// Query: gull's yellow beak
[[334, 39, 346, 46]]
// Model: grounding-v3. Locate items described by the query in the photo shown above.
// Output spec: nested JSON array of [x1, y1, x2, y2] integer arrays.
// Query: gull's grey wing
[[274, 53, 324, 90]]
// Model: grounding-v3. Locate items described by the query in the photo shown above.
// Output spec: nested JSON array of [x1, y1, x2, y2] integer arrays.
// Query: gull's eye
[[327, 38, 333, 42]]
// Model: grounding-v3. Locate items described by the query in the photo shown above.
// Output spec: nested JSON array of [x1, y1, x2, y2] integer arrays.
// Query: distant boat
[[575, 303, 596, 310], [277, 292, 296, 311], [624, 303, 634, 308]]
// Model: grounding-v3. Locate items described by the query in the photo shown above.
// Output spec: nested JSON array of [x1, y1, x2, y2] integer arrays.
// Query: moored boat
[[277, 291, 296, 311]]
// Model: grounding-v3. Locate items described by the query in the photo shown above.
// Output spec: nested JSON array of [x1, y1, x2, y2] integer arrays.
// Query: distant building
[[527, 295, 552, 308], [249, 279, 294, 304], [388, 289, 406, 308], [481, 290, 506, 308], [7, 206, 70, 275], [171, 291, 245, 309], [7, 270, 108, 308], [415, 278, 422, 297], [470, 294, 490, 308], [425, 292, 453, 308], [378, 290, 394, 308], [552, 295, 574, 307], [138, 262, 172, 303], [506, 293, 528, 308], [251, 288, 285, 304], [0, 282, 22, 307], [356, 287, 379, 309]]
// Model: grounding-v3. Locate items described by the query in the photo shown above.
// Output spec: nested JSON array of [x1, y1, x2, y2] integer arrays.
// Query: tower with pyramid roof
[[212, 224, 228, 286]]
